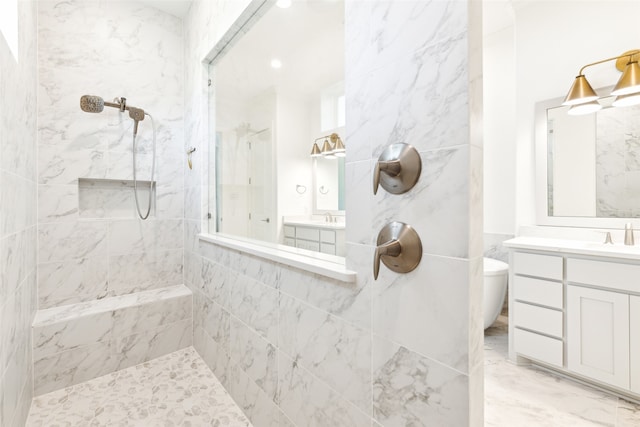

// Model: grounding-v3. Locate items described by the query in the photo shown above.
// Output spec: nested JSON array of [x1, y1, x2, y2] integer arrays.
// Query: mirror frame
[[535, 87, 638, 228]]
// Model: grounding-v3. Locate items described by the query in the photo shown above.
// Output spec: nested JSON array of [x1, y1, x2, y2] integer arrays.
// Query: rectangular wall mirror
[[207, 0, 345, 256], [535, 87, 640, 227]]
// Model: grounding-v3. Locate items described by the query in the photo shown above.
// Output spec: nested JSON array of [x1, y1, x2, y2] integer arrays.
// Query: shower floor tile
[[26, 347, 252, 427]]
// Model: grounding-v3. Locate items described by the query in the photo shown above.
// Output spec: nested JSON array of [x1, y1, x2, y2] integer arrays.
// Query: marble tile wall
[[0, 0, 38, 426], [37, 0, 185, 309], [184, 0, 483, 426], [32, 285, 193, 395], [595, 104, 640, 217]]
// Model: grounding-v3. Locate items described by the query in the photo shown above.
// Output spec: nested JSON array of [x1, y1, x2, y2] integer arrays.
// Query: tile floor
[[485, 315, 640, 427], [25, 318, 640, 426], [26, 347, 252, 427]]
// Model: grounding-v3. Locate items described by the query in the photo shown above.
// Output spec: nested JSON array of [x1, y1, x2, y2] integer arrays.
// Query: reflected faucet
[[625, 223, 635, 246], [325, 212, 333, 223]]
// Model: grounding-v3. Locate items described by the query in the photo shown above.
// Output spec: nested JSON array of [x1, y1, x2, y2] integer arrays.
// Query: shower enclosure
[[215, 122, 276, 243]]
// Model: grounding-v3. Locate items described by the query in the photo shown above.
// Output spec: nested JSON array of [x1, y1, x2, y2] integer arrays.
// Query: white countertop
[[283, 219, 345, 230], [504, 236, 640, 261]]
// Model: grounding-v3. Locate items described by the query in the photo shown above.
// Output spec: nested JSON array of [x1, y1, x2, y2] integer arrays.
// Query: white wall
[[484, 1, 640, 232], [483, 24, 516, 234]]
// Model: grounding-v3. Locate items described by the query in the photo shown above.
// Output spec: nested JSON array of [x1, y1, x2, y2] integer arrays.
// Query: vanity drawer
[[514, 276, 563, 309], [295, 227, 320, 242], [514, 302, 563, 338], [320, 243, 336, 255], [513, 252, 563, 280], [284, 225, 296, 238], [320, 230, 336, 244], [515, 328, 563, 367], [296, 239, 320, 252], [567, 258, 640, 293]]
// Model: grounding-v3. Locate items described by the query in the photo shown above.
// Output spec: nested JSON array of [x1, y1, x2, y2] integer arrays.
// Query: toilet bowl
[[483, 257, 509, 329]]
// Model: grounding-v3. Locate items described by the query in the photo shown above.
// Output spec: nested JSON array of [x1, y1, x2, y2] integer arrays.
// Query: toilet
[[483, 257, 509, 329]]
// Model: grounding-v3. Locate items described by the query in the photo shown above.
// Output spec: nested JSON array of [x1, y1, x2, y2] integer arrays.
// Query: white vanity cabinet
[[567, 285, 630, 389], [511, 252, 564, 367], [505, 237, 640, 400], [282, 223, 345, 256]]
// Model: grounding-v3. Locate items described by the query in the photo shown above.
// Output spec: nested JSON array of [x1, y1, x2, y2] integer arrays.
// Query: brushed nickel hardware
[[373, 143, 422, 195], [260, 218, 270, 223], [373, 221, 422, 280], [187, 147, 196, 170], [80, 95, 155, 220]]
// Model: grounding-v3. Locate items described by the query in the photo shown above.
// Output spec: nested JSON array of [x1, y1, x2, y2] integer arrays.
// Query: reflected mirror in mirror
[[209, 0, 345, 257], [545, 94, 640, 218]]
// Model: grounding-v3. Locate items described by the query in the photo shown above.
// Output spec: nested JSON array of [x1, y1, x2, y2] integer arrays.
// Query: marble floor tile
[[26, 347, 252, 427], [485, 316, 640, 427]]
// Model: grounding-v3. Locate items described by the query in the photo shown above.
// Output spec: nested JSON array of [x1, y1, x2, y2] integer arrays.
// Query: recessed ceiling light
[[270, 59, 282, 69], [276, 0, 292, 8]]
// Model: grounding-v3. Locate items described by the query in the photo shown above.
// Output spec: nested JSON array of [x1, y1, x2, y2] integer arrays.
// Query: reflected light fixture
[[563, 49, 640, 109], [612, 92, 640, 107], [321, 138, 336, 159], [310, 142, 322, 157], [311, 133, 345, 159]]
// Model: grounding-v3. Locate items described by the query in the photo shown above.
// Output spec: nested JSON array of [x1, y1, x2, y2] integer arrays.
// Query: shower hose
[[132, 113, 156, 220]]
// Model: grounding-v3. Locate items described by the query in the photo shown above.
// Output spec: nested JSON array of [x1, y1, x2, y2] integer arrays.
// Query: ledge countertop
[[504, 236, 640, 261]]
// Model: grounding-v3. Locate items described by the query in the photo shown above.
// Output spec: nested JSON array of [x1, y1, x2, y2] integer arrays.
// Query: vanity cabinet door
[[567, 285, 630, 390], [631, 296, 640, 394]]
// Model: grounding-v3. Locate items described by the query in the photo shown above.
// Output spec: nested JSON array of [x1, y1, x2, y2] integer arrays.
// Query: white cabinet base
[[631, 296, 640, 394]]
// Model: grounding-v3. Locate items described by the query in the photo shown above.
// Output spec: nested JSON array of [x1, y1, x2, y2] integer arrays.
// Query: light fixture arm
[[578, 50, 640, 75]]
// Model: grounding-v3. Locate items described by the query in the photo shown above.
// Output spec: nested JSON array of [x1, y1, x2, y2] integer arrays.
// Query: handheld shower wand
[[80, 95, 156, 220], [80, 95, 146, 136]]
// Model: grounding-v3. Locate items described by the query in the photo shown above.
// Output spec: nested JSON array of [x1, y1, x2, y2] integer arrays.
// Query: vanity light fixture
[[567, 100, 602, 116], [563, 49, 640, 114], [276, 0, 292, 8], [311, 132, 345, 159]]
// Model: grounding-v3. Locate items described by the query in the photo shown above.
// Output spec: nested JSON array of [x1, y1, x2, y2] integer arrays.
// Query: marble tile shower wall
[[184, 1, 483, 426], [31, 0, 190, 395], [0, 0, 38, 426], [37, 0, 185, 309]]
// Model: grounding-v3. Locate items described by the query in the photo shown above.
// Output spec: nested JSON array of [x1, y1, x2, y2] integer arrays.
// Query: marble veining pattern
[[26, 347, 252, 427]]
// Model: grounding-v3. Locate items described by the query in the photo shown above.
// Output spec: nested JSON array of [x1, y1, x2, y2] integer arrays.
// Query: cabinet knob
[[373, 143, 422, 195], [373, 221, 422, 280]]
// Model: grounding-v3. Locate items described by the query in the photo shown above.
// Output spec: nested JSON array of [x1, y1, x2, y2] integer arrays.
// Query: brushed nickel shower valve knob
[[373, 221, 422, 280], [373, 143, 422, 195]]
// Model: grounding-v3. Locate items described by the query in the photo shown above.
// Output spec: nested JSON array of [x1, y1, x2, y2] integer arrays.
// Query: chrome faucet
[[325, 212, 333, 223], [625, 223, 635, 246]]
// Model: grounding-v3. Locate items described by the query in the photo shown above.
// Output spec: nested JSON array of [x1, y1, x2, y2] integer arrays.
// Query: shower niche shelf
[[78, 177, 156, 219]]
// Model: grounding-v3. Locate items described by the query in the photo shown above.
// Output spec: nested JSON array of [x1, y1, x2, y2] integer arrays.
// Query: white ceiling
[[215, 1, 344, 105]]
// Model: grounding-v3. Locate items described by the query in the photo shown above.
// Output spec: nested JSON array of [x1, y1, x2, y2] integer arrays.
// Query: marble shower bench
[[32, 285, 192, 395]]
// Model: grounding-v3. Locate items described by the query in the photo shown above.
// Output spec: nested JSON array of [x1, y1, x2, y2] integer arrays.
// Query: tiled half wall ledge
[[32, 285, 193, 395]]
